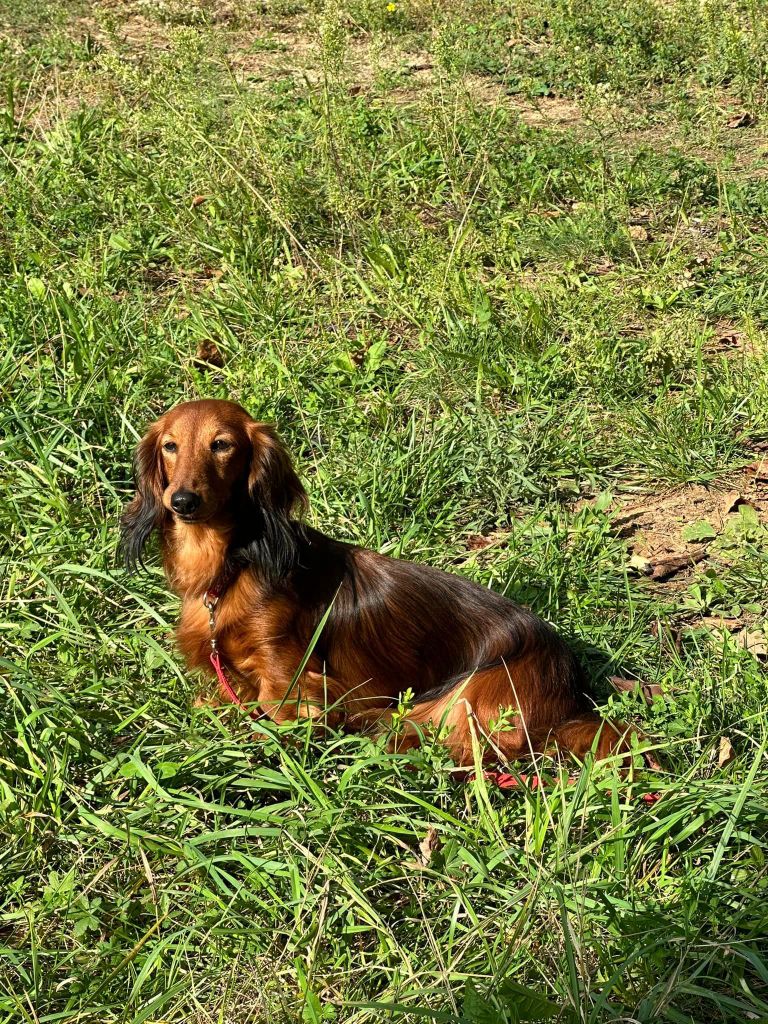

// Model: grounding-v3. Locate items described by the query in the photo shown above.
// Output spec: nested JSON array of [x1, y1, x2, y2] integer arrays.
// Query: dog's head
[[120, 399, 306, 579]]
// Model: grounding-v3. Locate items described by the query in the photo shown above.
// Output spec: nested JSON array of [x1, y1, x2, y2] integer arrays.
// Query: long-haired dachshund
[[121, 399, 639, 766]]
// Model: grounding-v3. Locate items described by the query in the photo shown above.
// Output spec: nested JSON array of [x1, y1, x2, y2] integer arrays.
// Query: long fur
[[229, 422, 308, 585], [120, 425, 165, 571], [121, 399, 644, 768]]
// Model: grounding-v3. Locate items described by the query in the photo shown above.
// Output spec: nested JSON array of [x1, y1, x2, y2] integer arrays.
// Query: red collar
[[202, 564, 237, 610]]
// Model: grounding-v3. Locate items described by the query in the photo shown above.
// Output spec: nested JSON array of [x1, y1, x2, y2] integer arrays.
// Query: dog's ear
[[120, 421, 166, 571], [239, 422, 307, 582]]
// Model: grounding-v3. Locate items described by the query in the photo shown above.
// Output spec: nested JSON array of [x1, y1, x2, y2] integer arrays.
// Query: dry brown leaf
[[747, 459, 768, 482], [726, 111, 755, 129], [718, 735, 736, 767], [722, 490, 748, 515], [591, 259, 615, 276], [419, 828, 442, 866], [466, 534, 493, 551], [734, 627, 768, 657], [714, 331, 742, 349], [610, 676, 637, 693], [609, 677, 666, 704], [641, 683, 666, 702], [650, 549, 707, 581], [700, 616, 742, 632], [193, 339, 224, 369], [629, 553, 653, 575]]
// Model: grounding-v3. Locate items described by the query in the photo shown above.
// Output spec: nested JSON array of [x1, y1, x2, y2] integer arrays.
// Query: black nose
[[171, 490, 201, 516]]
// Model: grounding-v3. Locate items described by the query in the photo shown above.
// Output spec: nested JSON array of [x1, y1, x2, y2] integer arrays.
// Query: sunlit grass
[[2, 0, 768, 1021]]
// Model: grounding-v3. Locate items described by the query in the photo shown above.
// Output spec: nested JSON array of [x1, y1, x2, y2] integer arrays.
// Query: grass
[[2, 0, 768, 1020]]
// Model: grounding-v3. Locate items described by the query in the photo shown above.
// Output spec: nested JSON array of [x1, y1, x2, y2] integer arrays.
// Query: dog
[[121, 398, 640, 766]]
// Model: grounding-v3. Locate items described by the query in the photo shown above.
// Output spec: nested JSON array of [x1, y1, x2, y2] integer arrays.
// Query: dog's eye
[[211, 439, 233, 453], [162, 441, 178, 454]]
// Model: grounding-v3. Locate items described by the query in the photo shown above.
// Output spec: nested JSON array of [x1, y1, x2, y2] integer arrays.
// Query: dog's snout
[[171, 490, 201, 516]]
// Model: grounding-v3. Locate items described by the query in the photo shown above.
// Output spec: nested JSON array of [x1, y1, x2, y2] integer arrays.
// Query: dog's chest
[[176, 601, 214, 671], [176, 598, 273, 680]]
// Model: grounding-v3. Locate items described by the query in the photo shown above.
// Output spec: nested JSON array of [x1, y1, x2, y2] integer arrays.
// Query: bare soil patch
[[463, 77, 583, 127], [615, 462, 768, 582]]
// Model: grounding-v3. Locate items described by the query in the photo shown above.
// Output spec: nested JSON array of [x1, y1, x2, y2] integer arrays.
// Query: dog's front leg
[[257, 669, 345, 729]]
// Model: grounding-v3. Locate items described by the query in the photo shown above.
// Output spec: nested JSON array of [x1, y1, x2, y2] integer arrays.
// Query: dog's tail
[[387, 662, 652, 767]]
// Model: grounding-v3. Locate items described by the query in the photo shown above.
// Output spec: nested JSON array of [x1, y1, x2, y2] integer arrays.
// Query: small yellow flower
[[386, 2, 397, 11]]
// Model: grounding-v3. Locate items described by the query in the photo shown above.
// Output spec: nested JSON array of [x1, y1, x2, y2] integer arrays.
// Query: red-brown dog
[[122, 399, 638, 765]]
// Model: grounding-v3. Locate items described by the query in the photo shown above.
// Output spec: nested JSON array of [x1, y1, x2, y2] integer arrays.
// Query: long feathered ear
[[120, 422, 166, 571], [235, 422, 307, 583]]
